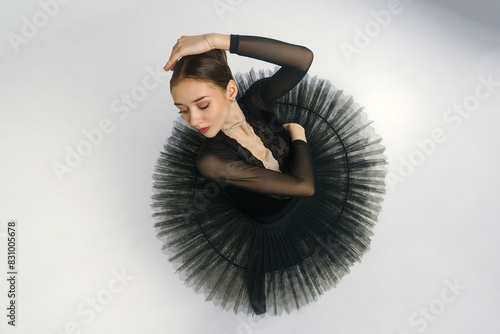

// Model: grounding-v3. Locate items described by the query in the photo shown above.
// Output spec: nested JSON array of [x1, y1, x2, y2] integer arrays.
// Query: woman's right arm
[[163, 34, 230, 71], [164, 33, 314, 106], [223, 33, 313, 106]]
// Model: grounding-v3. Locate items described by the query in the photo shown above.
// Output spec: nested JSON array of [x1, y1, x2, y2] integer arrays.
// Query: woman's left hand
[[163, 34, 212, 71], [283, 123, 307, 142]]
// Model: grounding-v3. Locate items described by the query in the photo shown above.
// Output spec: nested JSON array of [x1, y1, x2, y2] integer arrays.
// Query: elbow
[[306, 48, 314, 69], [304, 47, 314, 72], [297, 46, 314, 72], [307, 183, 315, 196], [302, 181, 315, 197]]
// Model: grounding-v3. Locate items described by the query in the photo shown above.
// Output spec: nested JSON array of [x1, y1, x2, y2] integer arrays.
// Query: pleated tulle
[[151, 68, 388, 315]]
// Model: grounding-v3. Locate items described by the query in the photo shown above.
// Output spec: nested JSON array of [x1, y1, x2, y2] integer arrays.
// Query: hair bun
[[171, 48, 233, 91], [203, 49, 228, 64]]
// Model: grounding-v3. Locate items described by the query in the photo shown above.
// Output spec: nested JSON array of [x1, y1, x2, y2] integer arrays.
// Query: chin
[[204, 132, 217, 138], [205, 126, 222, 138]]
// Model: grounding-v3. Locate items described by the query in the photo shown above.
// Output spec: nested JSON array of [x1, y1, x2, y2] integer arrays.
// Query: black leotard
[[195, 34, 315, 219]]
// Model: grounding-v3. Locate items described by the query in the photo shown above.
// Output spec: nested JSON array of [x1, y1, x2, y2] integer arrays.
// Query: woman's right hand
[[163, 34, 212, 71], [283, 123, 307, 142]]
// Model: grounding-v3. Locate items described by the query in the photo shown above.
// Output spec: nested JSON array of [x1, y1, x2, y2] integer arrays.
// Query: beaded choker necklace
[[221, 120, 247, 132]]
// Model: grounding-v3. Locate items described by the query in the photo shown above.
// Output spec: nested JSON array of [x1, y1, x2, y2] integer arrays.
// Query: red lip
[[199, 127, 210, 134]]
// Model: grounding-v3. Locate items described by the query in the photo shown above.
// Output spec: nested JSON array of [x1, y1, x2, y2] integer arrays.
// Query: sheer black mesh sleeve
[[196, 139, 314, 197], [230, 34, 314, 108]]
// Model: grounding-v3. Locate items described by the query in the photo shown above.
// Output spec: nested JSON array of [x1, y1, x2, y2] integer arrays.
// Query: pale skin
[[165, 33, 307, 172]]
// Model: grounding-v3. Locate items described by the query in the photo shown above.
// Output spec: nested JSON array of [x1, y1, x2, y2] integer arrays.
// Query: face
[[171, 79, 235, 138]]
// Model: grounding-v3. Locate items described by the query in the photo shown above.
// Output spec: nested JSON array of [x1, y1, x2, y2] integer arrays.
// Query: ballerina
[[152, 33, 387, 315]]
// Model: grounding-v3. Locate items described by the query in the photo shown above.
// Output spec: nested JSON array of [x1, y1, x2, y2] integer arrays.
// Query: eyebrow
[[174, 96, 209, 106]]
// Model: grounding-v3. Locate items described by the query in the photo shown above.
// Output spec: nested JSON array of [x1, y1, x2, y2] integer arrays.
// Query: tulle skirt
[[151, 68, 388, 316]]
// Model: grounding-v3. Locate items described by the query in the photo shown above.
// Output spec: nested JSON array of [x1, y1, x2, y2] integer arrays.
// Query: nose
[[189, 108, 204, 128]]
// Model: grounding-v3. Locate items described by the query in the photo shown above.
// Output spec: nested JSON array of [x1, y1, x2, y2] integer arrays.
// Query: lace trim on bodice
[[217, 102, 291, 200]]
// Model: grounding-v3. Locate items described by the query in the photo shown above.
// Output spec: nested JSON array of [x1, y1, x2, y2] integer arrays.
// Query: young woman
[[152, 33, 387, 315]]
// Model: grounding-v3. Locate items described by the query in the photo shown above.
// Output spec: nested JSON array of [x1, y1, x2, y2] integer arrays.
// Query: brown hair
[[170, 49, 234, 91]]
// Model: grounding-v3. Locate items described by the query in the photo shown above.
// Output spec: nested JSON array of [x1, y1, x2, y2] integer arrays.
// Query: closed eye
[[199, 103, 210, 110]]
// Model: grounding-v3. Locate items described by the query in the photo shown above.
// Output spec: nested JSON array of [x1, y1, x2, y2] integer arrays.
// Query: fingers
[[163, 37, 184, 71], [164, 50, 183, 71], [163, 34, 211, 72], [283, 123, 306, 138], [164, 53, 181, 71], [283, 123, 303, 129], [163, 53, 179, 71]]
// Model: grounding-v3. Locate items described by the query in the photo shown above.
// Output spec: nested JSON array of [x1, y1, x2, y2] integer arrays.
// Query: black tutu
[[151, 68, 388, 315]]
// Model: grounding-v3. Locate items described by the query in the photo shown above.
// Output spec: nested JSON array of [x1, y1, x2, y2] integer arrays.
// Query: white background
[[1, 0, 499, 333]]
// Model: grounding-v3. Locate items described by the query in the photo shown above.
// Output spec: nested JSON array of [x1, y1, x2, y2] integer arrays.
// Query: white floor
[[1, 0, 499, 333]]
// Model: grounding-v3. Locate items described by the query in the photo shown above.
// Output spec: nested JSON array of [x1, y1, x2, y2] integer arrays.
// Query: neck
[[223, 102, 251, 136]]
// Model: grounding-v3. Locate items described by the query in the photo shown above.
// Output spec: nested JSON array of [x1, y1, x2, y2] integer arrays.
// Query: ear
[[225, 80, 238, 101]]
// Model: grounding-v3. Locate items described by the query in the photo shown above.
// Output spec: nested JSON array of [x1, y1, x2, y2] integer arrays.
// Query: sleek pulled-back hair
[[170, 49, 234, 91]]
